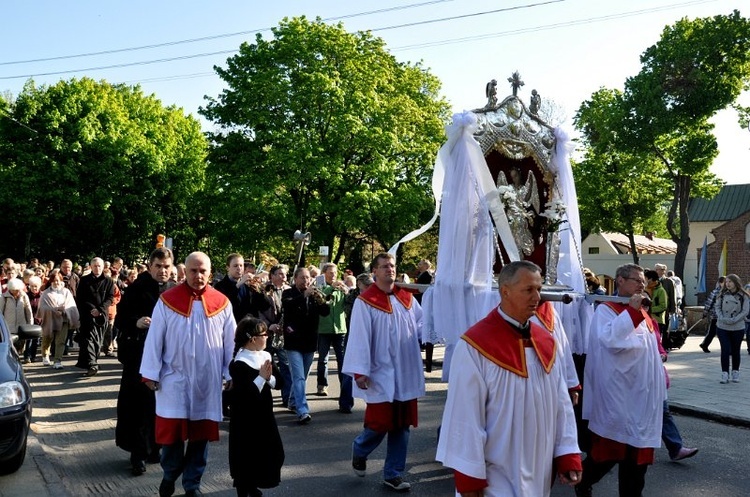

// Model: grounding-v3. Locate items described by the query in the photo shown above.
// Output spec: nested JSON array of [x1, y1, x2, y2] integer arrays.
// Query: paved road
[[3, 331, 750, 496]]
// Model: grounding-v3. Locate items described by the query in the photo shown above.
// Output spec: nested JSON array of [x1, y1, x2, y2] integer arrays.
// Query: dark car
[[0, 318, 40, 474]]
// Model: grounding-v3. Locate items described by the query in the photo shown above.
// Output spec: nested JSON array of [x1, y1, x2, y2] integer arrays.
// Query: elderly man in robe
[[436, 261, 582, 497], [140, 252, 235, 497], [576, 263, 666, 497], [343, 252, 425, 492]]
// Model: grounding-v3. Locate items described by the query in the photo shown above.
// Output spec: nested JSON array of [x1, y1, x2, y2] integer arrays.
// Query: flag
[[697, 236, 707, 293], [718, 239, 728, 277]]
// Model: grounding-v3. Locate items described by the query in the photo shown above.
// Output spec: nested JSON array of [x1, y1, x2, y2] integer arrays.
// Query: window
[[588, 247, 600, 254]]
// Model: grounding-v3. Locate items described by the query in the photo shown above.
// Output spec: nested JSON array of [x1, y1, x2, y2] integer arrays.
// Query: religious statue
[[529, 89, 541, 115], [496, 167, 540, 257], [485, 79, 498, 108]]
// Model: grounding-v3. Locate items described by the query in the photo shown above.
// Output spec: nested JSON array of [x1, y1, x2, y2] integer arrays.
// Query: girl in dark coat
[[229, 317, 285, 497]]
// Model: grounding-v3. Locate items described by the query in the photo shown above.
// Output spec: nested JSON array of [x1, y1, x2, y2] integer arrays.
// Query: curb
[[670, 402, 750, 429]]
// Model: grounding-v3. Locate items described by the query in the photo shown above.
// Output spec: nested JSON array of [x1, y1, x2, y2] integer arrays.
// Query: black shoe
[[574, 484, 593, 497], [383, 476, 411, 492], [185, 490, 203, 497], [338, 406, 352, 414], [297, 413, 312, 425], [84, 367, 99, 377], [159, 479, 175, 497], [352, 454, 367, 477], [130, 460, 146, 476], [700, 343, 710, 353]]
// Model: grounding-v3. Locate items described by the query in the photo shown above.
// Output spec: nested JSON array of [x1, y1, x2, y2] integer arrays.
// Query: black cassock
[[228, 359, 285, 490], [114, 273, 173, 460]]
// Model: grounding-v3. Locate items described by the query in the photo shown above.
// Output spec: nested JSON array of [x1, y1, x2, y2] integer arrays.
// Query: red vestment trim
[[462, 308, 556, 377], [534, 301, 556, 333], [454, 471, 488, 493], [160, 282, 229, 318], [590, 433, 655, 465], [603, 301, 654, 333], [363, 400, 418, 433], [154, 416, 219, 444], [357, 284, 413, 314]]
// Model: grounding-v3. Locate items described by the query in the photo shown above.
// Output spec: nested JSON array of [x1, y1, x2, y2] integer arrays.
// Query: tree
[[0, 78, 208, 262], [200, 17, 450, 264], [574, 11, 750, 277]]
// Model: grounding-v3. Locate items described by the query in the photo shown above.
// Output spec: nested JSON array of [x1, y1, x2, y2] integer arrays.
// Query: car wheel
[[0, 437, 27, 475]]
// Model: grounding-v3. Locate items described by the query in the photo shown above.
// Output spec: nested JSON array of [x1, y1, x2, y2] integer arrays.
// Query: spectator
[[700, 276, 725, 353], [715, 274, 750, 384], [37, 269, 79, 369], [22, 276, 43, 364], [1, 277, 33, 356]]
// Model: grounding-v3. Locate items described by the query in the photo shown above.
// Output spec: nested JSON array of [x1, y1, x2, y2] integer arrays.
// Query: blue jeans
[[662, 400, 683, 458], [352, 426, 410, 480], [316, 333, 353, 409], [267, 344, 292, 405], [161, 439, 208, 492], [287, 350, 314, 416], [745, 321, 750, 352], [717, 328, 743, 372]]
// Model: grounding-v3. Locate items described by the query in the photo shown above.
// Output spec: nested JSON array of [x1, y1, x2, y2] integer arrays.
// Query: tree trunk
[[627, 231, 640, 265], [672, 174, 692, 280]]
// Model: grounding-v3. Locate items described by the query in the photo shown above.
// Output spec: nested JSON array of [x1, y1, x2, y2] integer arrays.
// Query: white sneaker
[[720, 372, 729, 384], [42, 356, 51, 366], [732, 370, 740, 383], [53, 360, 63, 370]]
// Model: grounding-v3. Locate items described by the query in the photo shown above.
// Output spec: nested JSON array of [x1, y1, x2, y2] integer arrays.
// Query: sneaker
[[352, 452, 366, 477], [42, 356, 51, 366], [720, 371, 729, 384], [53, 360, 63, 370], [22, 358, 30, 364], [383, 476, 411, 492], [732, 370, 740, 383], [670, 447, 698, 461], [316, 386, 328, 396], [297, 413, 312, 425]]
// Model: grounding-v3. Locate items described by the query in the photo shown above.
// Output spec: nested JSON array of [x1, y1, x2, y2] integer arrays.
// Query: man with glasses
[[576, 264, 666, 497], [343, 252, 425, 492]]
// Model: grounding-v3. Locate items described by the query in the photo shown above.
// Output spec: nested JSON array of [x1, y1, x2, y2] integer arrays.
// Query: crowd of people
[[6, 250, 741, 496]]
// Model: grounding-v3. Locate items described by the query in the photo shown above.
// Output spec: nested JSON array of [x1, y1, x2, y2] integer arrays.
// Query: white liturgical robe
[[140, 297, 235, 422], [342, 290, 425, 404]]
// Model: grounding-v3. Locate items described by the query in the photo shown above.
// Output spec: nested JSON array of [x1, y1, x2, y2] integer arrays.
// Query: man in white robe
[[342, 252, 425, 492], [140, 252, 235, 497], [436, 261, 581, 497], [577, 263, 666, 497]]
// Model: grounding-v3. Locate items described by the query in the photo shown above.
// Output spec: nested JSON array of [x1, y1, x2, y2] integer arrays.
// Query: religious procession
[[8, 72, 750, 497]]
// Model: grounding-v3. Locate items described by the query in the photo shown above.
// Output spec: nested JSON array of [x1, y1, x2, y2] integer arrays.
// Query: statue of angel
[[496, 167, 540, 257], [529, 89, 541, 115], [485, 79, 498, 108]]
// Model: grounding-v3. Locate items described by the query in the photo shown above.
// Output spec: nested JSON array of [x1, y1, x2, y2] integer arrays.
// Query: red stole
[[462, 308, 556, 377], [160, 282, 229, 318], [603, 301, 655, 333], [534, 301, 556, 333], [357, 283, 413, 314]]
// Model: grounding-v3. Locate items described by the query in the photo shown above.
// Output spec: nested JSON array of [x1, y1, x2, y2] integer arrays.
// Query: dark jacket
[[76, 273, 115, 330], [215, 275, 270, 323], [281, 286, 330, 353]]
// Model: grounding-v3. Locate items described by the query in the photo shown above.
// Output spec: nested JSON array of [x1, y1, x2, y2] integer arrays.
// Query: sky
[[2, 0, 748, 184]]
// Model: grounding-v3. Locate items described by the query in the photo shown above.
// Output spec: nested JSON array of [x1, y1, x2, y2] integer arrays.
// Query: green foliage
[[200, 16, 450, 264], [0, 78, 208, 263], [574, 11, 750, 275]]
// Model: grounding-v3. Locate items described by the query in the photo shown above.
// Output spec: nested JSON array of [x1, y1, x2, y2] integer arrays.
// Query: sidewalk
[[666, 333, 750, 427]]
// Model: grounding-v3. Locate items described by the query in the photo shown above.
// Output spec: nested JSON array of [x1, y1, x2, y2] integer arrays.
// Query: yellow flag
[[718, 239, 728, 276]]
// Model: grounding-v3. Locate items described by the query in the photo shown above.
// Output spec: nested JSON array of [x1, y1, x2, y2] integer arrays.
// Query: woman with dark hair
[[715, 274, 750, 384], [228, 317, 284, 497]]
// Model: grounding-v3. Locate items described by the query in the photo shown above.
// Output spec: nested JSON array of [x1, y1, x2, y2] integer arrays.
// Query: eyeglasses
[[623, 276, 646, 286]]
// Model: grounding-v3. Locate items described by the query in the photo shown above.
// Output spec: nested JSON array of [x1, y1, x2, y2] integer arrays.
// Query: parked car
[[0, 317, 41, 474]]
